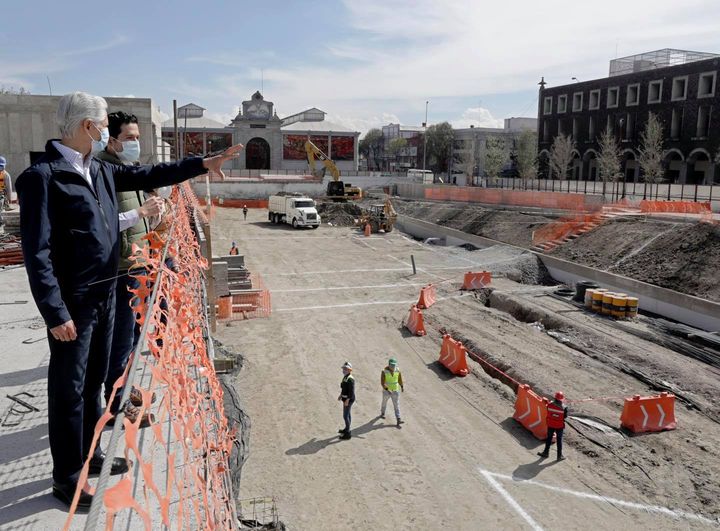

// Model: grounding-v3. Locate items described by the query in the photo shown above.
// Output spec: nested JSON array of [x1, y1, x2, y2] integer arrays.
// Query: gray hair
[[56, 92, 108, 137]]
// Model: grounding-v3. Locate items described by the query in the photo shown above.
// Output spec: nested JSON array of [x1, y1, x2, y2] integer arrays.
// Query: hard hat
[[0, 156, 6, 167], [388, 357, 397, 366], [555, 391, 565, 401], [231, 241, 237, 246], [342, 361, 352, 370]]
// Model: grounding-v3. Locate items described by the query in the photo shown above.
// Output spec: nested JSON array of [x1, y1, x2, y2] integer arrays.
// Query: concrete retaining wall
[[396, 215, 720, 332], [193, 174, 411, 199]]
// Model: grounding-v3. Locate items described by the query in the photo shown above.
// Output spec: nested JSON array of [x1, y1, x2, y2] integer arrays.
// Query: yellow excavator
[[359, 197, 397, 233], [305, 140, 362, 201]]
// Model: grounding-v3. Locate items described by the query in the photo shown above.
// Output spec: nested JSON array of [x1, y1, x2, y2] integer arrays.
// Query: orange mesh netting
[[64, 182, 237, 530], [639, 200, 711, 214]]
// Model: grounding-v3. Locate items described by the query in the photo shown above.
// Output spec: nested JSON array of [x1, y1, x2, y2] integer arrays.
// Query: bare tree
[[484, 136, 506, 186], [0, 86, 31, 95], [516, 130, 538, 189], [638, 112, 665, 200], [458, 137, 477, 185], [597, 126, 621, 199], [549, 133, 576, 192]]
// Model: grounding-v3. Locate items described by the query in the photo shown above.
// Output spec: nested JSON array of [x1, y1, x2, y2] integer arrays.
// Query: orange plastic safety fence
[[639, 200, 711, 214], [424, 186, 594, 211], [532, 213, 602, 245], [222, 273, 272, 320], [64, 182, 237, 530]]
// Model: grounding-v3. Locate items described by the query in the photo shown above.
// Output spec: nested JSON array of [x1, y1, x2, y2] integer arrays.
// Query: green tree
[[484, 136, 506, 182], [597, 127, 621, 199], [549, 133, 576, 192], [638, 112, 665, 200], [387, 137, 408, 155], [359, 128, 383, 170], [425, 122, 454, 173], [516, 130, 538, 188]]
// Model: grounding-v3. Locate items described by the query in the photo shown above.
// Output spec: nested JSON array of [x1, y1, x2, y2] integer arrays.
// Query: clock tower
[[230, 91, 282, 170]]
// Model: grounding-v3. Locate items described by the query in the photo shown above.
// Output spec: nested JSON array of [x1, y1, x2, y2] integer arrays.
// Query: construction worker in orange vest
[[538, 391, 568, 461], [229, 241, 239, 255]]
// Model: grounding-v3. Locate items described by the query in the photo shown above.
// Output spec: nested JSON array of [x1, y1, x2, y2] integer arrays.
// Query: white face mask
[[117, 140, 141, 163], [88, 123, 109, 154]]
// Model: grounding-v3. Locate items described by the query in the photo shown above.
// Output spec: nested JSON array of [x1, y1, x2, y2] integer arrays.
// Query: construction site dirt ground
[[393, 199, 720, 302], [213, 207, 720, 531]]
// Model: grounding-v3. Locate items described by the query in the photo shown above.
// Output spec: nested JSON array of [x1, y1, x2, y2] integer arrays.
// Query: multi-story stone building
[[537, 49, 720, 184]]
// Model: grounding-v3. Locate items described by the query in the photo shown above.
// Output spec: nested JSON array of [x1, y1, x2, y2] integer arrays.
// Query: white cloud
[[325, 112, 402, 134], [57, 35, 130, 57], [171, 0, 720, 129], [450, 107, 504, 129]]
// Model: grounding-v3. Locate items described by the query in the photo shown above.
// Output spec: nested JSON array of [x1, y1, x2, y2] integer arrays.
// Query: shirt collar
[[52, 141, 93, 173]]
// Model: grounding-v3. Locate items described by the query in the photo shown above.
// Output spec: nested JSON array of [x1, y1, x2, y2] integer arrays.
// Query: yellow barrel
[[591, 289, 607, 313], [612, 295, 627, 318], [585, 289, 596, 309], [601, 292, 615, 315], [626, 297, 639, 318]]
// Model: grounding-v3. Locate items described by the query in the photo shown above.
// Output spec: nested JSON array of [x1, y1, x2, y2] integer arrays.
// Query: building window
[[696, 106, 712, 138], [626, 83, 640, 106], [572, 117, 579, 139], [543, 120, 549, 141], [648, 80, 663, 104], [671, 76, 688, 101], [626, 113, 635, 140], [558, 95, 568, 113], [543, 96, 552, 115], [558, 119, 564, 135], [607, 114, 615, 135], [589, 89, 601, 110], [607, 87, 619, 108], [671, 108, 683, 140], [572, 92, 583, 112], [698, 71, 717, 98], [588, 116, 596, 140]]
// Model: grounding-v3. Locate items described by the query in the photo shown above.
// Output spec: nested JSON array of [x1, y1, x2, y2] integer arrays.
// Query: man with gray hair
[[16, 91, 243, 509]]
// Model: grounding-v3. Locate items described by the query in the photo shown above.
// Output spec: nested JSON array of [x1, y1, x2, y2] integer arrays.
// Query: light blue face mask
[[88, 123, 110, 154], [117, 140, 141, 163]]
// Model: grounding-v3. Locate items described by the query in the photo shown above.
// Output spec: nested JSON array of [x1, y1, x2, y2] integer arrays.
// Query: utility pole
[[173, 100, 179, 162], [422, 100, 429, 171]]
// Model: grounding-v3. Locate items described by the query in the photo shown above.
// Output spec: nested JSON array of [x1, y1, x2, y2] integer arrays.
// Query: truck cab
[[268, 194, 321, 229]]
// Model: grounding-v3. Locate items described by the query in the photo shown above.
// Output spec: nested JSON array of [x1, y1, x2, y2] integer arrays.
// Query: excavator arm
[[305, 140, 340, 181]]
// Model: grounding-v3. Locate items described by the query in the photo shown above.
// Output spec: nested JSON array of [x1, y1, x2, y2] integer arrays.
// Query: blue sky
[[2, 0, 720, 134]]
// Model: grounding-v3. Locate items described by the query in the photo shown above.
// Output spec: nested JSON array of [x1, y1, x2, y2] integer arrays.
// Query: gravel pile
[[317, 202, 363, 226]]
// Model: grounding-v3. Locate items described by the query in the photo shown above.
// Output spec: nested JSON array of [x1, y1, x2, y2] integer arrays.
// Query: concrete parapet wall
[[396, 215, 720, 331]]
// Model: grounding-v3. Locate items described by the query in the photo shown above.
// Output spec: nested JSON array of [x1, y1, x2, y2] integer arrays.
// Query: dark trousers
[[47, 291, 115, 484], [542, 427, 564, 458], [342, 400, 354, 432], [105, 273, 141, 413]]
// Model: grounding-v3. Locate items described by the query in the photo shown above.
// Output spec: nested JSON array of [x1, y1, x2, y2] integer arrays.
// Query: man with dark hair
[[97, 111, 163, 424], [16, 92, 243, 509]]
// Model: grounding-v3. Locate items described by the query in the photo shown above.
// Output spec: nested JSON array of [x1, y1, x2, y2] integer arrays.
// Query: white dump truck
[[268, 194, 321, 229]]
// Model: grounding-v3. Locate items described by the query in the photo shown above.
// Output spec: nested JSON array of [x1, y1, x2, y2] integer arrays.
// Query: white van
[[407, 169, 434, 184]]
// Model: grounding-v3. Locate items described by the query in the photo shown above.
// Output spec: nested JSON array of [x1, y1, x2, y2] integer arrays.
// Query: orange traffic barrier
[[417, 284, 437, 309], [404, 305, 426, 336], [462, 271, 491, 290], [513, 384, 549, 440], [364, 223, 371, 237], [216, 296, 233, 319], [438, 334, 469, 376], [620, 392, 677, 433]]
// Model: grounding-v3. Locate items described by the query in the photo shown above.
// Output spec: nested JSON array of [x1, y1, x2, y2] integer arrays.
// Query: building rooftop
[[281, 120, 357, 133], [609, 48, 719, 76]]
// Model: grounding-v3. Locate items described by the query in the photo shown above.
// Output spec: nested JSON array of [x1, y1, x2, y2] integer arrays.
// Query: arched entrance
[[246, 137, 271, 170]]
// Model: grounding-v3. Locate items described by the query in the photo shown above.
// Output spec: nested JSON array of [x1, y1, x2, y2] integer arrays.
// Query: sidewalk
[[0, 266, 88, 529]]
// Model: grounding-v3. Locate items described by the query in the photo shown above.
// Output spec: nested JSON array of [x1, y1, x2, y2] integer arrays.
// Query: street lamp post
[[422, 100, 428, 172]]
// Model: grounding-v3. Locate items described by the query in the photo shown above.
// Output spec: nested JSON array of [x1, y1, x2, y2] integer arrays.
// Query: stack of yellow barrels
[[584, 287, 639, 319]]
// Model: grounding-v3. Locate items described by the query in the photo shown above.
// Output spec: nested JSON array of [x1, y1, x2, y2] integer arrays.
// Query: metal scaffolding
[[609, 48, 719, 77]]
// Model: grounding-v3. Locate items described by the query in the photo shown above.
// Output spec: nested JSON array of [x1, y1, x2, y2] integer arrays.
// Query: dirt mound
[[317, 202, 363, 226], [394, 199, 553, 247], [551, 219, 720, 302]]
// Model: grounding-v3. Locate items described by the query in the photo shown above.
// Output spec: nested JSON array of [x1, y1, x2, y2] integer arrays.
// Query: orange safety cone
[[461, 271, 492, 290], [404, 305, 426, 336], [364, 223, 371, 237], [417, 284, 437, 309], [438, 334, 469, 376], [620, 392, 677, 433], [513, 384, 549, 440]]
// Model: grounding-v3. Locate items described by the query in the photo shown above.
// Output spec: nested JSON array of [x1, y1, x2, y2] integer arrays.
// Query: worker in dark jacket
[[338, 362, 355, 440], [538, 391, 568, 461], [16, 91, 242, 509]]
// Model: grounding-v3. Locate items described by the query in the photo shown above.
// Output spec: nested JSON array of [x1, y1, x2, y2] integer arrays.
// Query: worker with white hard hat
[[338, 362, 355, 440]]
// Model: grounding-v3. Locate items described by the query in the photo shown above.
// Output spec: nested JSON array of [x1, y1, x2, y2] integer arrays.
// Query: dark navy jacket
[[16, 140, 206, 328]]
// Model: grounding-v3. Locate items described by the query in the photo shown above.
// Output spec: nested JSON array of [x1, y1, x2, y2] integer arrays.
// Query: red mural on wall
[[283, 135, 306, 160], [332, 136, 355, 161]]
